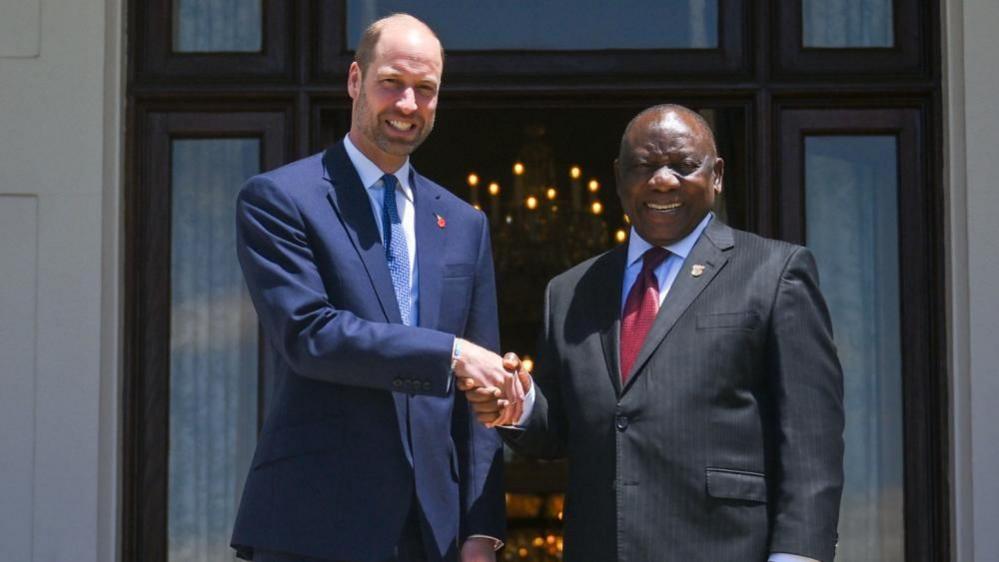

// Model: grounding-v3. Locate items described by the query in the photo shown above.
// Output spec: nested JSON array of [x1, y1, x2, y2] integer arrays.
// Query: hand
[[460, 537, 497, 562], [453, 339, 524, 405], [460, 352, 532, 428]]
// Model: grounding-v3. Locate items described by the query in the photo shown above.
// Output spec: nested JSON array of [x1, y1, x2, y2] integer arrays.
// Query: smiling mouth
[[645, 202, 682, 212], [387, 119, 415, 132]]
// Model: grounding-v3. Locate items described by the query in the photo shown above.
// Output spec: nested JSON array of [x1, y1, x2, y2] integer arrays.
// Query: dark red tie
[[620, 247, 669, 383]]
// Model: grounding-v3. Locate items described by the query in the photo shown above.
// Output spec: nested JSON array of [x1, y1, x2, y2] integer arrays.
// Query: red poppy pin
[[435, 213, 446, 229]]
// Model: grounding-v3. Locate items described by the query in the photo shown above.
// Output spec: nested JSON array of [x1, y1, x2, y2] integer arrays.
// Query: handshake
[[452, 338, 533, 428]]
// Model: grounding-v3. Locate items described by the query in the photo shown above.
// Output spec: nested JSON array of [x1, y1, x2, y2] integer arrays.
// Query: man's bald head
[[619, 104, 717, 163], [354, 13, 445, 75]]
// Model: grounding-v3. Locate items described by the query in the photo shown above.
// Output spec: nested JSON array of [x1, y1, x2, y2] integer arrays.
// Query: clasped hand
[[453, 340, 531, 428]]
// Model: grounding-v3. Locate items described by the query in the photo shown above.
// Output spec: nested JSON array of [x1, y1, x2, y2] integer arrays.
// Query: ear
[[712, 157, 725, 193], [347, 62, 361, 100]]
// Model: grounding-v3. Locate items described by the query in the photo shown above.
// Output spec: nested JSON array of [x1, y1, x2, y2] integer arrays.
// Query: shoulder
[[719, 223, 807, 266], [240, 152, 327, 202], [548, 246, 624, 294]]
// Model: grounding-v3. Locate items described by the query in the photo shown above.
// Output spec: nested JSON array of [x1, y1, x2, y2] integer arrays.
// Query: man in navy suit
[[231, 14, 519, 562]]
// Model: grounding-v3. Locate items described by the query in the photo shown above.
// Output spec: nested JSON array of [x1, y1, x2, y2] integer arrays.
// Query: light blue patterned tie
[[381, 174, 412, 326]]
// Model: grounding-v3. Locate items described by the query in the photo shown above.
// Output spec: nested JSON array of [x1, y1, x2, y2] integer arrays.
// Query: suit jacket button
[[422, 381, 432, 391], [393, 379, 403, 389], [615, 415, 629, 431]]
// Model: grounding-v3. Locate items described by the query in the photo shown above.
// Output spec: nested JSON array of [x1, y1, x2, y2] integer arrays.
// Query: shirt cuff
[[465, 534, 504, 551], [769, 554, 819, 562]]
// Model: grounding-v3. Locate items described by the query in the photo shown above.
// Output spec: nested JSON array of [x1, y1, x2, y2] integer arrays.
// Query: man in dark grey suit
[[463, 104, 844, 561]]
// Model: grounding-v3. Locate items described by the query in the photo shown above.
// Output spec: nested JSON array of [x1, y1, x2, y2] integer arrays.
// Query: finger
[[502, 352, 521, 371], [517, 370, 533, 394], [464, 386, 500, 402], [470, 400, 503, 415], [496, 398, 522, 427]]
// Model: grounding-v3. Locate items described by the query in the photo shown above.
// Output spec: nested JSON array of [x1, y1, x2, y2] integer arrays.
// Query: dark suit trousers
[[252, 498, 431, 562]]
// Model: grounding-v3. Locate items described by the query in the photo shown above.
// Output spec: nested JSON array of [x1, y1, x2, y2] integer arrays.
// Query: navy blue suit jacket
[[231, 142, 505, 561]]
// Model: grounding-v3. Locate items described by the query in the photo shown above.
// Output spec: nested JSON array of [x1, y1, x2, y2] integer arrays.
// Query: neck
[[347, 130, 405, 174]]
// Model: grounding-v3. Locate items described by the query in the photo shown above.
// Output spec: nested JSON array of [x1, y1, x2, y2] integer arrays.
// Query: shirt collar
[[342, 135, 414, 203], [626, 212, 714, 268]]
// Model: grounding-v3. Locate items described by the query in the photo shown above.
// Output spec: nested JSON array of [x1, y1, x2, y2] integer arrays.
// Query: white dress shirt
[[514, 211, 817, 562]]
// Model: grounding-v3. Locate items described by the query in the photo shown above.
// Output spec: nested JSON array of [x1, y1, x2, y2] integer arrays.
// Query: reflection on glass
[[805, 136, 903, 562], [169, 139, 260, 562], [803, 0, 893, 48], [174, 0, 262, 52], [348, 0, 718, 50]]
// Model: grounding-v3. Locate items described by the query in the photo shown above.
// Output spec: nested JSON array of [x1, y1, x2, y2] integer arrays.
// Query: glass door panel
[[804, 135, 904, 562], [802, 0, 894, 47], [348, 0, 720, 49], [167, 139, 261, 562], [173, 0, 263, 52]]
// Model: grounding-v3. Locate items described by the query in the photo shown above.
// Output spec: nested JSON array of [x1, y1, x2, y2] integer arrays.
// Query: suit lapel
[[322, 143, 402, 324], [621, 219, 735, 393], [595, 246, 628, 396], [413, 170, 446, 330]]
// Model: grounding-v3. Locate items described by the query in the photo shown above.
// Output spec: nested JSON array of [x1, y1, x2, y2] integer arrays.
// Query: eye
[[674, 161, 700, 175]]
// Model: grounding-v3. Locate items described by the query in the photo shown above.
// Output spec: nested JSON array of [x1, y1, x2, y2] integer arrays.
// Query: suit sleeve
[[767, 246, 845, 562], [450, 213, 506, 541], [502, 281, 569, 460], [235, 175, 455, 395]]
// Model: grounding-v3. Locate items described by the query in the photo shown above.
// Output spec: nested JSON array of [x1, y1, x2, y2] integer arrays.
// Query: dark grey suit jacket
[[506, 219, 844, 562]]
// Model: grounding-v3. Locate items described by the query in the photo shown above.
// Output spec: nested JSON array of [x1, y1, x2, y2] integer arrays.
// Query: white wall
[[945, 0, 999, 561], [0, 0, 122, 560]]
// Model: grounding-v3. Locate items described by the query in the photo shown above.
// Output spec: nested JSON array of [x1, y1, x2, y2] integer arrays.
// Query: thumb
[[502, 352, 521, 371]]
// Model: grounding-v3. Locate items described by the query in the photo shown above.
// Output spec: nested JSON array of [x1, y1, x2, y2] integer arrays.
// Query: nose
[[649, 166, 681, 190], [396, 87, 417, 114]]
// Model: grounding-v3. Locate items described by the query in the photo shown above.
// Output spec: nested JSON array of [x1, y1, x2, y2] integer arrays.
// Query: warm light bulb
[[513, 162, 525, 175], [473, 204, 482, 211], [588, 179, 600, 192], [591, 201, 603, 215], [467, 173, 479, 186], [546, 187, 557, 200], [570, 166, 581, 179], [615, 229, 627, 243], [623, 213, 631, 224], [522, 356, 535, 372], [526, 196, 539, 210], [488, 182, 500, 196]]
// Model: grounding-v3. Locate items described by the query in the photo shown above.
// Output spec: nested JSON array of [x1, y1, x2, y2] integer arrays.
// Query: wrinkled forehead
[[627, 113, 712, 159]]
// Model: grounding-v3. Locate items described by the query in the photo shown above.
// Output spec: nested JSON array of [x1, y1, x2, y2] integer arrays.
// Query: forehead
[[371, 25, 443, 77], [627, 112, 710, 158]]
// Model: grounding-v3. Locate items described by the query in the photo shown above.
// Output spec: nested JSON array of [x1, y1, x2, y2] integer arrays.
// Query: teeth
[[646, 202, 681, 211], [388, 120, 414, 131]]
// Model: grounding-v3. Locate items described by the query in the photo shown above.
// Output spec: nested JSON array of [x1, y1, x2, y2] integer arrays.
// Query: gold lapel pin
[[691, 264, 705, 277]]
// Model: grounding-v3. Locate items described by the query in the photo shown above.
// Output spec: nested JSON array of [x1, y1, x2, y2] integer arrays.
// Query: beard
[[352, 82, 435, 158]]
